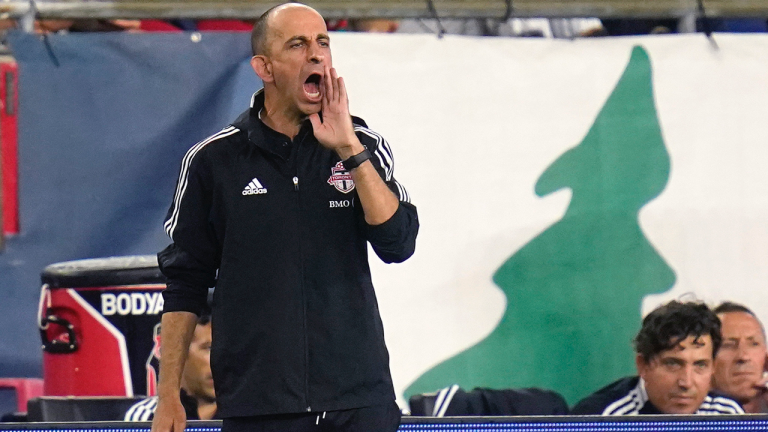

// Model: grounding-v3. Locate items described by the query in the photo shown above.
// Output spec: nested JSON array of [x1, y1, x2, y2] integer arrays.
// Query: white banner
[[329, 33, 768, 405]]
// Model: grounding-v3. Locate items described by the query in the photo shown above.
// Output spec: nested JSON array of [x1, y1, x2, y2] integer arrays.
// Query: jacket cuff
[[366, 202, 418, 263], [162, 282, 208, 316], [366, 203, 406, 243]]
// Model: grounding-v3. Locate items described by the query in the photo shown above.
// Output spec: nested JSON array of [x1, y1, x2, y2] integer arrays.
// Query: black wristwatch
[[342, 149, 372, 171]]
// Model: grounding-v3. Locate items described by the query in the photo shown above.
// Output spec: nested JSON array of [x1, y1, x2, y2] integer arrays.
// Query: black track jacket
[[571, 376, 744, 415], [158, 91, 419, 418]]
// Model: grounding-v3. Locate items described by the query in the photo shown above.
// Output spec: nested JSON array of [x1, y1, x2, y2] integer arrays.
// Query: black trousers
[[222, 402, 401, 432]]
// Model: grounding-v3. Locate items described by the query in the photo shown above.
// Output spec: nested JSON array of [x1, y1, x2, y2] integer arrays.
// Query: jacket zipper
[[293, 172, 311, 412]]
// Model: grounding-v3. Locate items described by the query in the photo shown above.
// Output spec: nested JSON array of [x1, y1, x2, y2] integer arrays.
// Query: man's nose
[[677, 367, 693, 389], [736, 344, 751, 361], [308, 44, 325, 64]]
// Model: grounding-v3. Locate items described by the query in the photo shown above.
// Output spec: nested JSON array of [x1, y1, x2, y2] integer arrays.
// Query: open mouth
[[304, 73, 322, 99]]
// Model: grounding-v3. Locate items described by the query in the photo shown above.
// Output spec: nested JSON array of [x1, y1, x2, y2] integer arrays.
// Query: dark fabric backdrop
[[1, 31, 260, 394]]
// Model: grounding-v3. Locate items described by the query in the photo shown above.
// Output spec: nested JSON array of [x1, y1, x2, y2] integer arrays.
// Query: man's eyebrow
[[660, 357, 685, 365], [285, 35, 309, 44], [285, 34, 330, 44]]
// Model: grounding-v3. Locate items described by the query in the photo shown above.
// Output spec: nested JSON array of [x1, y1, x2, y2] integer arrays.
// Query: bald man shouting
[[152, 4, 418, 432]]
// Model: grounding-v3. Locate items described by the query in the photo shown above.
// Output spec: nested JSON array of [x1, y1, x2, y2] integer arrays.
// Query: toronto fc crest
[[327, 161, 356, 194]]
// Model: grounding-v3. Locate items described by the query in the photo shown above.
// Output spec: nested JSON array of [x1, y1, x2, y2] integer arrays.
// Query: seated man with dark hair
[[712, 301, 768, 413], [124, 314, 217, 421], [572, 300, 743, 415]]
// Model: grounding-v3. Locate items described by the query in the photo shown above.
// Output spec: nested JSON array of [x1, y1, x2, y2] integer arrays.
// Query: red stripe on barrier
[[1, 59, 18, 235]]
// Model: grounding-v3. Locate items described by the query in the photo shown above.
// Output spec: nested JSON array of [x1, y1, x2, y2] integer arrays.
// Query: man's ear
[[636, 353, 648, 379], [251, 55, 273, 83]]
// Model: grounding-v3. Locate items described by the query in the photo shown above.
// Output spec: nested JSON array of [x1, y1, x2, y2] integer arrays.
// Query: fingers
[[151, 397, 186, 432], [758, 371, 768, 388], [330, 68, 341, 102], [173, 417, 186, 432], [323, 65, 333, 105], [151, 416, 173, 432], [322, 66, 345, 106], [338, 76, 348, 106]]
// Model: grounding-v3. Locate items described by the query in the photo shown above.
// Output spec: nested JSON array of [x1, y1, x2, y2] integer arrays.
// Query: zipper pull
[[293, 176, 299, 191]]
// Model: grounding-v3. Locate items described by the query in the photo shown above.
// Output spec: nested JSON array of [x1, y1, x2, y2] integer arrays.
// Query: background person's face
[[182, 322, 214, 401], [637, 335, 714, 414], [714, 312, 767, 402]]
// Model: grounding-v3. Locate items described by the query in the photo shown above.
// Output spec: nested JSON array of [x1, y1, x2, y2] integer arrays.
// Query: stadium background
[[1, 0, 768, 414]]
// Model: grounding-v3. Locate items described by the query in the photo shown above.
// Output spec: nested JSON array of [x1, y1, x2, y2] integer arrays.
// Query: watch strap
[[342, 148, 372, 171]]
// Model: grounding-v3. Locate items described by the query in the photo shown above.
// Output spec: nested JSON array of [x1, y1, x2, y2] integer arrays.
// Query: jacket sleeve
[[569, 394, 608, 415], [353, 122, 419, 264], [159, 131, 225, 315]]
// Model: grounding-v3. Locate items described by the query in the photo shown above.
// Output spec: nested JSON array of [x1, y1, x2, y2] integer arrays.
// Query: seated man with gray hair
[[712, 301, 768, 413]]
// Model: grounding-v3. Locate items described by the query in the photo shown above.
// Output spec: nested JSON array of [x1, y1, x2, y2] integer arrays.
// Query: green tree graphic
[[406, 46, 675, 404]]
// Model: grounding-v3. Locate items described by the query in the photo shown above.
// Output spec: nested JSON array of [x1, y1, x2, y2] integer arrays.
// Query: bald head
[[251, 3, 324, 56]]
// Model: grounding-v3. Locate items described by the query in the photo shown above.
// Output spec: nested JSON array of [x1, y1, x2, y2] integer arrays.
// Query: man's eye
[[319, 41, 329, 47], [291, 42, 303, 48]]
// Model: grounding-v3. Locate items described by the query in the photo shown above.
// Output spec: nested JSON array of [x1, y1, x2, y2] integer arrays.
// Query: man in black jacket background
[[125, 313, 218, 421], [151, 3, 418, 432]]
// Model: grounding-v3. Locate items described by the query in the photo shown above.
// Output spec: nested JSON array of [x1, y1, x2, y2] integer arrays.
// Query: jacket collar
[[233, 90, 314, 160], [636, 378, 656, 413]]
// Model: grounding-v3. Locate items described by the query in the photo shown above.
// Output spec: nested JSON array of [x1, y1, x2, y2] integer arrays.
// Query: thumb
[[308, 113, 321, 131]]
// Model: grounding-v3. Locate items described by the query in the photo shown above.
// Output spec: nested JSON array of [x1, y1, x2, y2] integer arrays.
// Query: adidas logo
[[242, 178, 267, 195]]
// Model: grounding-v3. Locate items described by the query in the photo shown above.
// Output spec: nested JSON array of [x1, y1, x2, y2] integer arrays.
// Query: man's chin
[[299, 101, 322, 116], [727, 378, 764, 397], [742, 384, 765, 399], [665, 405, 699, 415], [663, 397, 701, 414]]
